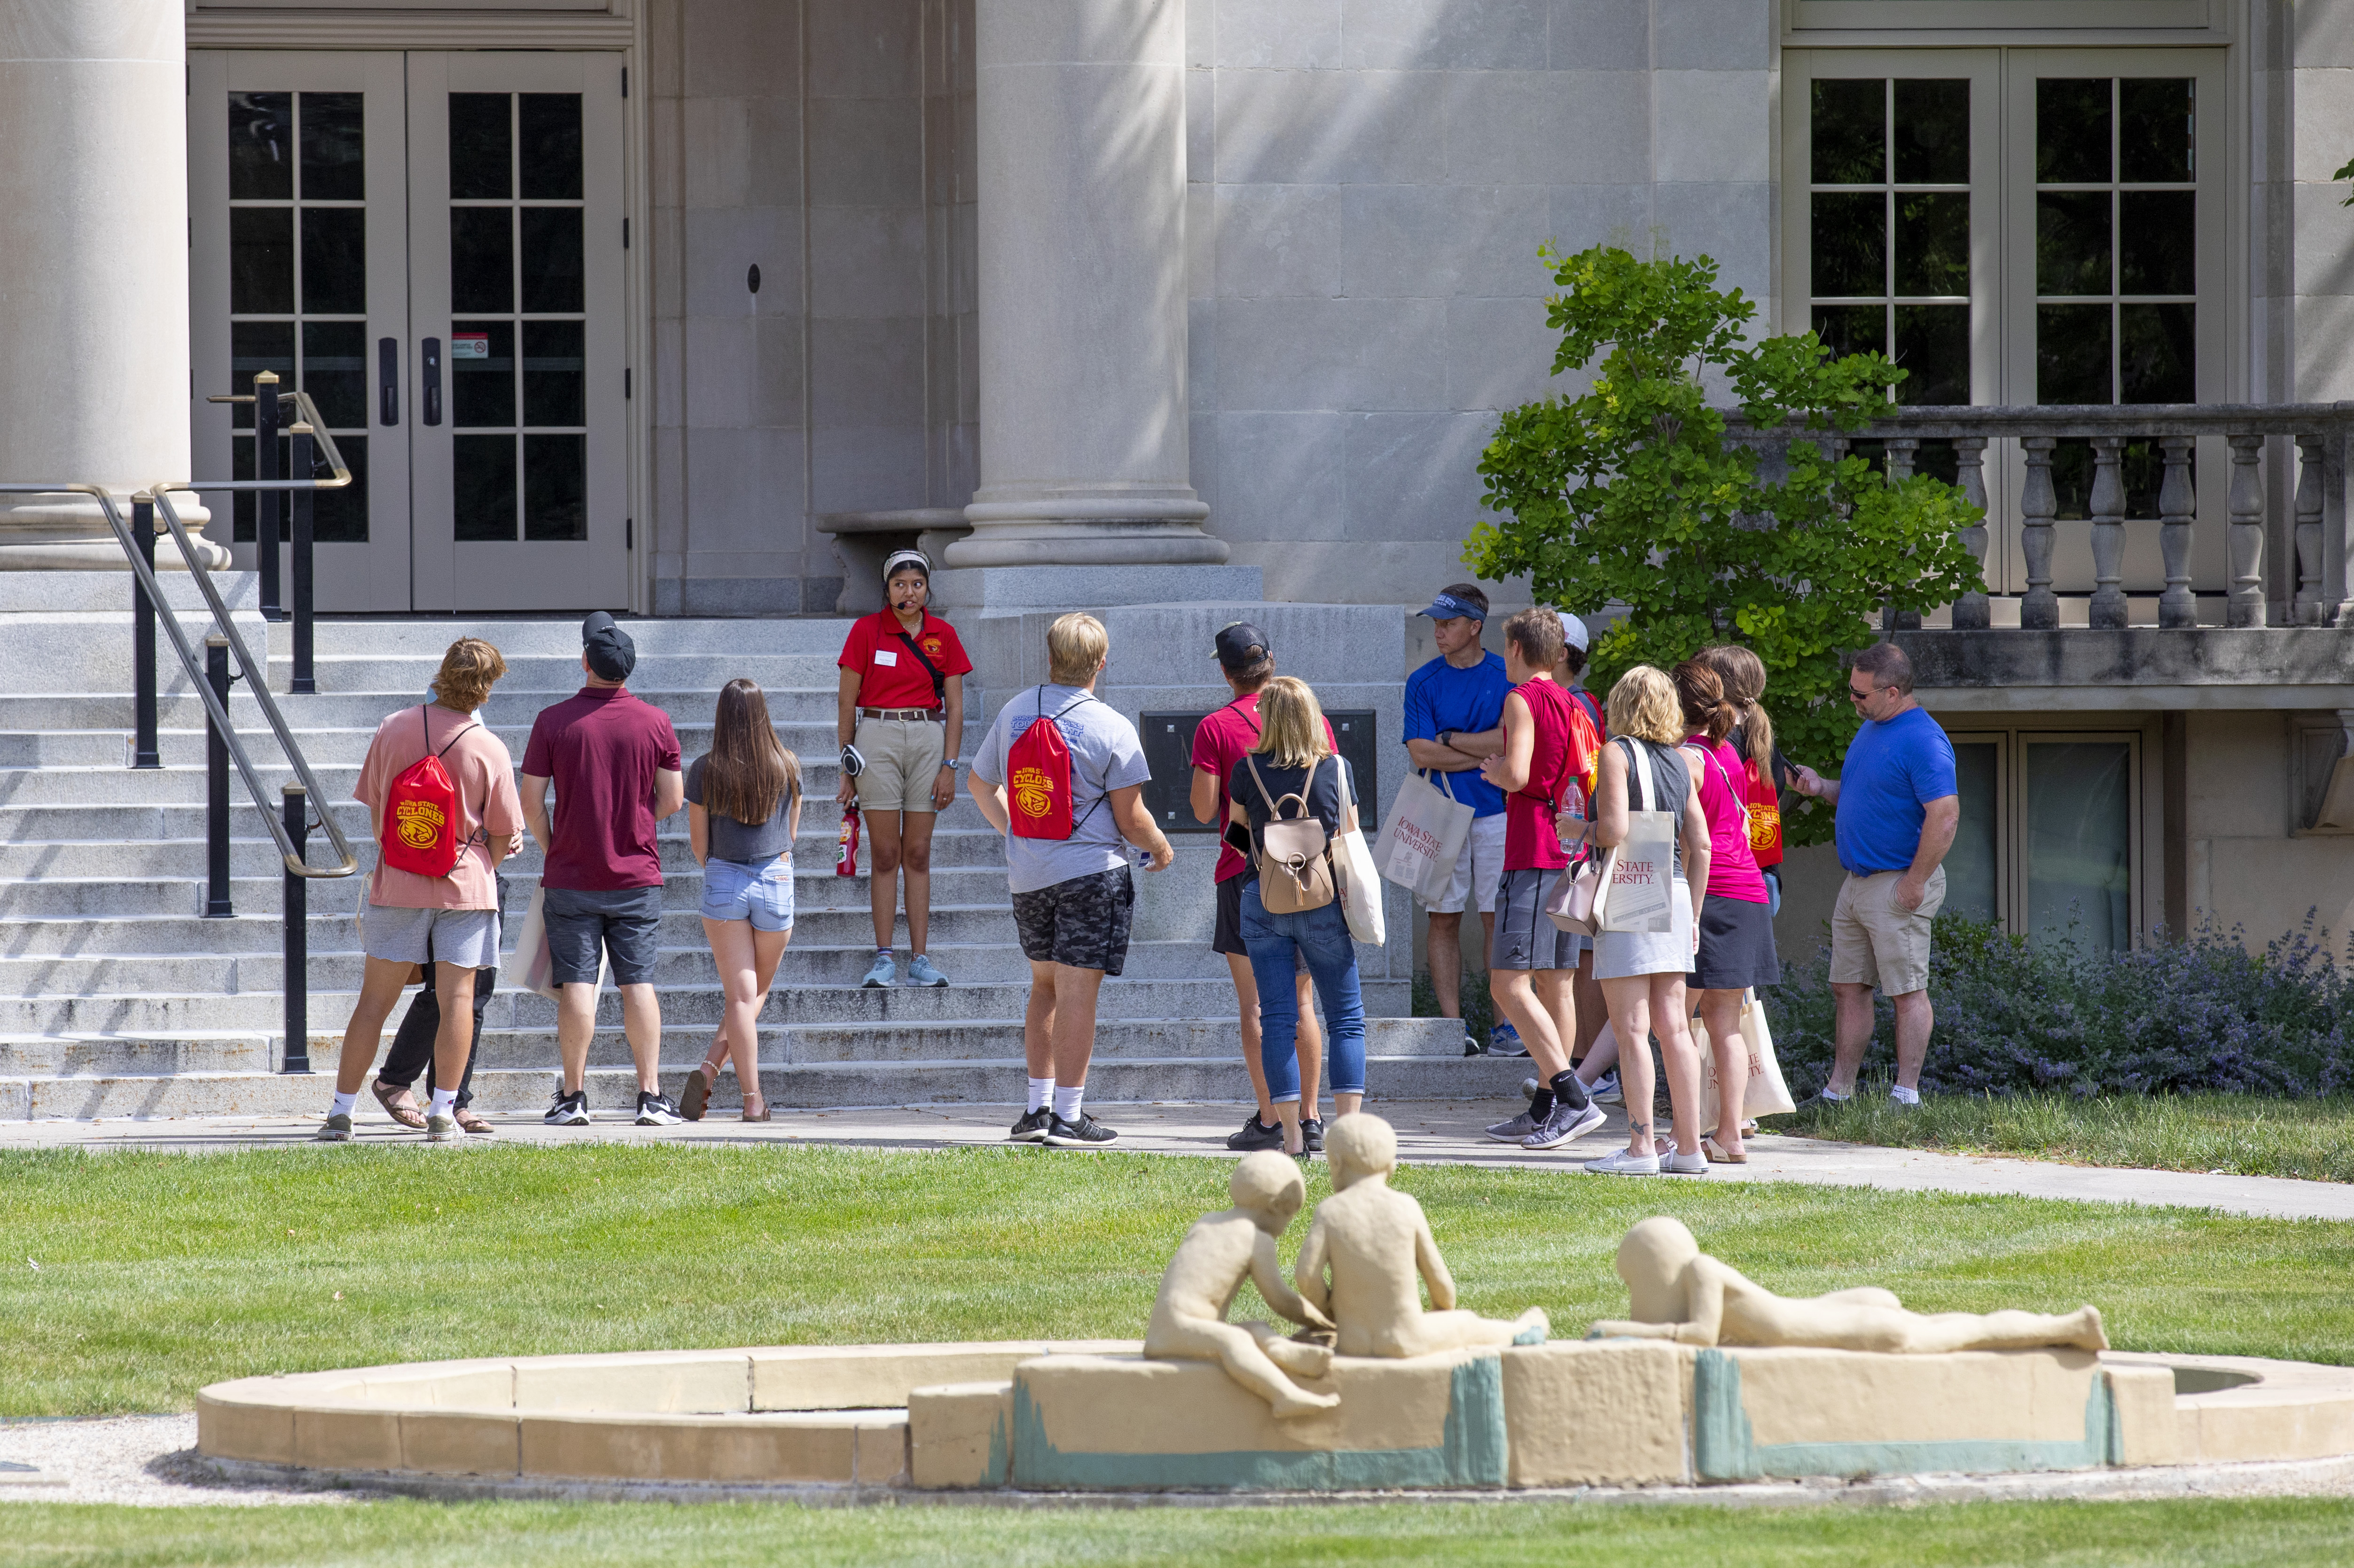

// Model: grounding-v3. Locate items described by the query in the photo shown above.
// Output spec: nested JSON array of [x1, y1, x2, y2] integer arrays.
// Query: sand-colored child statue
[[1143, 1151, 1342, 1417], [1590, 1216, 2109, 1353], [1293, 1113, 1549, 1358]]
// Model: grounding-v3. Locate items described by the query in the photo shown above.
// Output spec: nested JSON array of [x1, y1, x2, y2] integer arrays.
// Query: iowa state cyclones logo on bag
[[1005, 688, 1096, 840], [379, 706, 479, 878]]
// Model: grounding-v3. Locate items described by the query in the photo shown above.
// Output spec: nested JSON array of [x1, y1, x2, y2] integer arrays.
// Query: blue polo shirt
[[1834, 706, 1958, 875], [1403, 652, 1512, 817]]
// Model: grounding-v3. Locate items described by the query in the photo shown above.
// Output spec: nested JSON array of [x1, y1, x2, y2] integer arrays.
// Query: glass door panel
[[190, 52, 411, 612], [2022, 738, 2136, 951], [407, 53, 625, 612], [1945, 736, 2005, 923]]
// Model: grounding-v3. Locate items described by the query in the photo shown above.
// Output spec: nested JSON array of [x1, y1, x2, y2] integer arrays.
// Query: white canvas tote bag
[[1373, 768, 1474, 906], [1332, 756, 1388, 946], [1694, 991, 1799, 1129], [1601, 736, 1677, 934]]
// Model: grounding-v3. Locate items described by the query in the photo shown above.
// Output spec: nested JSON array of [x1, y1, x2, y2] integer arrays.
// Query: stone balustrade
[[1728, 404, 2354, 633]]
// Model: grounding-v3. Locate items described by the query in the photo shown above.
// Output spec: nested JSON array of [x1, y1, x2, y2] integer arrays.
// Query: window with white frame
[[1946, 730, 2141, 950]]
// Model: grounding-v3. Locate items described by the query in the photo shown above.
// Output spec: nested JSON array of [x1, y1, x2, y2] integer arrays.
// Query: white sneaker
[[425, 1113, 456, 1143], [1588, 1070, 1623, 1105], [1583, 1147, 1660, 1177], [1662, 1148, 1710, 1176]]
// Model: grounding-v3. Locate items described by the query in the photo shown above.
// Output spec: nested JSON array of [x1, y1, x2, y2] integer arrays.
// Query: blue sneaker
[[860, 952, 896, 988], [907, 954, 948, 988], [1488, 1021, 1529, 1058]]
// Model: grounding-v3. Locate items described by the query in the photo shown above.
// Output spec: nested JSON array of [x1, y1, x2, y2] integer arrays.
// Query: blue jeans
[[1239, 879, 1366, 1102]]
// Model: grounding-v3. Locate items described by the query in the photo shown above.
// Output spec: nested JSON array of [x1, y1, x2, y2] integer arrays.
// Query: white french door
[[190, 51, 627, 612]]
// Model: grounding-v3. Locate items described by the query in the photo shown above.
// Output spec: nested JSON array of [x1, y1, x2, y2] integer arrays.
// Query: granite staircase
[[0, 574, 1521, 1120]]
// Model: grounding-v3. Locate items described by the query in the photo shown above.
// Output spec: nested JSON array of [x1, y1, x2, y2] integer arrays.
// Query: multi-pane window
[[1947, 733, 2138, 952], [447, 93, 588, 544], [226, 91, 370, 542], [1807, 78, 1972, 407]]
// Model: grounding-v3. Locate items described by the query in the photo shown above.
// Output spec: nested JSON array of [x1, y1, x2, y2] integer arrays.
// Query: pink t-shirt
[[355, 704, 523, 911], [1189, 694, 1336, 883], [1684, 735, 1768, 904]]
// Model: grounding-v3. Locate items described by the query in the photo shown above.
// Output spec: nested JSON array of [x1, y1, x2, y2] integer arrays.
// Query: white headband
[[882, 549, 931, 583]]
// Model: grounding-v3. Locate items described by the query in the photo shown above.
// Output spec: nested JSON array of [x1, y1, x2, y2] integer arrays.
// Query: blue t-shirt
[[1834, 706, 1958, 876], [1403, 653, 1513, 817]]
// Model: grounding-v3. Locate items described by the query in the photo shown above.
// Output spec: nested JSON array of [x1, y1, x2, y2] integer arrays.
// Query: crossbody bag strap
[[892, 616, 947, 706], [1244, 752, 1283, 817]]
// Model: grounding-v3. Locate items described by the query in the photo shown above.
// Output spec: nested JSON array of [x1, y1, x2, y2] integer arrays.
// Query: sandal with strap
[[679, 1062, 715, 1122], [1701, 1133, 1747, 1165], [741, 1098, 771, 1123]]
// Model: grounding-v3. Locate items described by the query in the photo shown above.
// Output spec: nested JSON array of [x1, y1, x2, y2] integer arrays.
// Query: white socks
[[1026, 1077, 1053, 1114], [428, 1088, 459, 1118], [1052, 1084, 1085, 1123], [1890, 1084, 1921, 1105], [329, 1090, 357, 1119]]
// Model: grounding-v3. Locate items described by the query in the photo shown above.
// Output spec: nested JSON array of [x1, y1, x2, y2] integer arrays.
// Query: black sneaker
[[1461, 1031, 1485, 1058], [1226, 1114, 1284, 1152], [1008, 1108, 1053, 1143], [543, 1090, 589, 1127], [1043, 1112, 1118, 1147], [635, 1091, 684, 1127], [1301, 1117, 1325, 1154]]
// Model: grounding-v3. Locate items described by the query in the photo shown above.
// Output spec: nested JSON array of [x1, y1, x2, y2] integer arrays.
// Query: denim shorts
[[701, 853, 794, 932]]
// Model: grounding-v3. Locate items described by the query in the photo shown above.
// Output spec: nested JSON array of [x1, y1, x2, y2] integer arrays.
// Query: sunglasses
[[1847, 684, 1885, 703]]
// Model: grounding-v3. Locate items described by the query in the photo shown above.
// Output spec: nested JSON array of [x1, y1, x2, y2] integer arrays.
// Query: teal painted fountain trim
[[1692, 1349, 2119, 1482], [1009, 1356, 1508, 1491], [983, 1401, 1011, 1488]]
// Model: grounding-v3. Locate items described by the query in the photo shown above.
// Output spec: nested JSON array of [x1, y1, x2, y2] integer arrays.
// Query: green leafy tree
[[1465, 244, 1985, 845]]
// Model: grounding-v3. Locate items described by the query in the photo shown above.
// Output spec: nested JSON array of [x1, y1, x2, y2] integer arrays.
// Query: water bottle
[[1558, 777, 1588, 852], [835, 804, 861, 877]]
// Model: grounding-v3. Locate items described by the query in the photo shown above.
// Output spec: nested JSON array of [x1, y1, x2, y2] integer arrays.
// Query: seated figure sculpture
[[1293, 1114, 1548, 1358], [1143, 1151, 1341, 1417], [1590, 1216, 2109, 1353]]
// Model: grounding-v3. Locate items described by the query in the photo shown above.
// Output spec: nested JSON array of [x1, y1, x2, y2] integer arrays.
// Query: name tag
[[873, 649, 898, 666]]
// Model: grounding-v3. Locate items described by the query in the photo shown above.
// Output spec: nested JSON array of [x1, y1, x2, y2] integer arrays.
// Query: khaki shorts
[[1829, 867, 1945, 996], [852, 714, 947, 813]]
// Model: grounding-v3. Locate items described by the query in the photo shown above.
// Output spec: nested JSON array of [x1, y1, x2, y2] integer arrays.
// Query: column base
[[947, 495, 1228, 569], [0, 496, 226, 572]]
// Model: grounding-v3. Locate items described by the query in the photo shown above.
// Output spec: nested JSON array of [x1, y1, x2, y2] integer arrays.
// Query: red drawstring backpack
[[379, 706, 479, 878], [1005, 688, 1099, 840]]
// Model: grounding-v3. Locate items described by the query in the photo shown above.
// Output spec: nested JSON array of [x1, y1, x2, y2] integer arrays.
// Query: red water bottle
[[836, 804, 861, 876]]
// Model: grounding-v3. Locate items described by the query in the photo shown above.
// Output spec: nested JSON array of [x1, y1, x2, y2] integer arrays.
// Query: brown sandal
[[679, 1062, 715, 1122], [454, 1107, 495, 1136], [741, 1099, 771, 1123], [1701, 1134, 1747, 1165], [371, 1079, 426, 1130]]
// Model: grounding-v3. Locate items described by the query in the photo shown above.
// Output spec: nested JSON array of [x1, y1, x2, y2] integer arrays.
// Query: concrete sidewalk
[[6, 1099, 2351, 1223]]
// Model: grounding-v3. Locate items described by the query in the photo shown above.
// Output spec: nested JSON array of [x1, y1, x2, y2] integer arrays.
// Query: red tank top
[[1504, 680, 1577, 871]]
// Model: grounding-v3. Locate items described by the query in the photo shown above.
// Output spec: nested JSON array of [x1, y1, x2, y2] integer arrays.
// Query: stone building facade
[[5, 0, 2353, 953]]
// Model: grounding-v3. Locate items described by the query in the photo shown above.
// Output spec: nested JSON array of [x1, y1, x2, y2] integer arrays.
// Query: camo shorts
[[1010, 866, 1135, 975]]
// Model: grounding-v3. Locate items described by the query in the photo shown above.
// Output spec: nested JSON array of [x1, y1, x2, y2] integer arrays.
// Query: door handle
[[378, 337, 399, 426], [422, 337, 442, 426]]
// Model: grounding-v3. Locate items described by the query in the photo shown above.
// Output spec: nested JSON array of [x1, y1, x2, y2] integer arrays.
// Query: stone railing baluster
[[2157, 436, 2197, 628], [2227, 433, 2268, 627], [2088, 435, 2128, 628], [2295, 432, 2325, 624], [2020, 436, 2059, 629], [1952, 436, 1991, 630], [1884, 437, 1921, 630]]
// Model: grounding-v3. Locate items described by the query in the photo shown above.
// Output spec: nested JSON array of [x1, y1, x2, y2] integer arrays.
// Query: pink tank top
[[1685, 735, 1767, 903]]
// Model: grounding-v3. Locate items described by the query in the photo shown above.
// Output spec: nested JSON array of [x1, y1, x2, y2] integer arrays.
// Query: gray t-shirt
[[685, 754, 797, 864], [974, 685, 1151, 896]]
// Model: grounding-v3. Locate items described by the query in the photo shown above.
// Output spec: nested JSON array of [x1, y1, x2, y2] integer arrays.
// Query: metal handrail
[[1, 401, 358, 879]]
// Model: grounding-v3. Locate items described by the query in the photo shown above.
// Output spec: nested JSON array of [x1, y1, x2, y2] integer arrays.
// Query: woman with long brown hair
[[679, 678, 802, 1121]]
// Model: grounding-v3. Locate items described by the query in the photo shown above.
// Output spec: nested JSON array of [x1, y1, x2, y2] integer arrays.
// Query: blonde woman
[[1227, 677, 1366, 1157], [678, 679, 802, 1122], [1580, 665, 1713, 1178]]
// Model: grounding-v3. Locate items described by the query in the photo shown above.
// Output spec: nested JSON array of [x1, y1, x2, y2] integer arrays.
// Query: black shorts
[[543, 884, 664, 987], [1689, 892, 1781, 991], [1011, 867, 1136, 975], [1212, 874, 1247, 957]]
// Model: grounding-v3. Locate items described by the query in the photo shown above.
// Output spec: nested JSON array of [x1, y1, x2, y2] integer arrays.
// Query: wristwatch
[[940, 757, 960, 770], [1437, 729, 1456, 749]]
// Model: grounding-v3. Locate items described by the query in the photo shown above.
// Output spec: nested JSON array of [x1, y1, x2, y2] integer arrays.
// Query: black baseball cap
[[1214, 621, 1271, 671], [582, 610, 637, 681]]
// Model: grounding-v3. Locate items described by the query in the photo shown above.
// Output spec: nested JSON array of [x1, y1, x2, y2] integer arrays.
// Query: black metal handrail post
[[288, 419, 316, 694], [282, 784, 311, 1072], [130, 493, 160, 768], [254, 369, 282, 622], [204, 634, 234, 917]]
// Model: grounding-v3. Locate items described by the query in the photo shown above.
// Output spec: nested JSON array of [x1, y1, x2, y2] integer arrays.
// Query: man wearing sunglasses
[[1789, 642, 1958, 1108]]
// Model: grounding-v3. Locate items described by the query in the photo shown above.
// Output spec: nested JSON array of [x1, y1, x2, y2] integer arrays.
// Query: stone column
[[948, 0, 1224, 569], [0, 0, 219, 569]]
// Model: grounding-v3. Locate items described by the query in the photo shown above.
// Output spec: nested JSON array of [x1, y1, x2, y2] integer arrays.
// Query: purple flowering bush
[[1764, 915, 2354, 1098]]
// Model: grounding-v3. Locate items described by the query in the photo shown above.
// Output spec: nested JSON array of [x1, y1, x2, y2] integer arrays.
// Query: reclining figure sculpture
[[1590, 1216, 2110, 1353], [1294, 1114, 1548, 1358], [1143, 1151, 1340, 1417]]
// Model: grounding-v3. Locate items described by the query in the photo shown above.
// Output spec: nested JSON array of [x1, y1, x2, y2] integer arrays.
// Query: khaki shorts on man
[[853, 713, 947, 813], [1829, 865, 1946, 995]]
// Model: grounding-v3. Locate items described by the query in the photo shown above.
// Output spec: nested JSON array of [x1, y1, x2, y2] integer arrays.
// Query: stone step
[[286, 652, 849, 693], [61, 715, 983, 770], [2, 1051, 1525, 1119], [0, 685, 899, 732], [298, 616, 855, 658]]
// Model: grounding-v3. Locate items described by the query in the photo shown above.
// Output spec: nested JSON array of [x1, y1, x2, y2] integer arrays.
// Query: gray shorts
[[544, 884, 664, 987], [1488, 866, 1587, 972], [363, 904, 501, 970]]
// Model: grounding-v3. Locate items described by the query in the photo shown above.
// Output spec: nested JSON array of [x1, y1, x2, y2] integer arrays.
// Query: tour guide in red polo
[[834, 550, 972, 989], [521, 612, 686, 1128]]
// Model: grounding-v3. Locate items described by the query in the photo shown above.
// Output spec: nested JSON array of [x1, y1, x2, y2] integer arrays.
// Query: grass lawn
[[5, 1143, 2354, 1414], [1781, 1092, 2354, 1185], [7, 1497, 2354, 1567]]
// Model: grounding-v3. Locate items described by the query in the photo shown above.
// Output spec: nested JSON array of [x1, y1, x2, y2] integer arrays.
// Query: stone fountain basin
[[194, 1341, 2354, 1493]]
